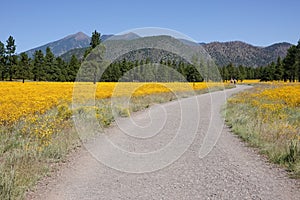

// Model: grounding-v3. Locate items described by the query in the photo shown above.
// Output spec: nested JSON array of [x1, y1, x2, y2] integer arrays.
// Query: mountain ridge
[[202, 40, 292, 67], [24, 32, 91, 57], [24, 32, 293, 67]]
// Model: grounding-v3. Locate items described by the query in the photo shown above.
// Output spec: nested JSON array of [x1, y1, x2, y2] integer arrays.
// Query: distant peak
[[64, 32, 90, 41], [110, 32, 140, 40], [74, 32, 90, 40]]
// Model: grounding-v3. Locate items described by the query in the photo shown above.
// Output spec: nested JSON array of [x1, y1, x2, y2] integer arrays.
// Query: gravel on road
[[27, 85, 300, 200]]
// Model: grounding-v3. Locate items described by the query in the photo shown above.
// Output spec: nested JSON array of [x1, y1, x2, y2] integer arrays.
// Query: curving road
[[27, 85, 300, 200]]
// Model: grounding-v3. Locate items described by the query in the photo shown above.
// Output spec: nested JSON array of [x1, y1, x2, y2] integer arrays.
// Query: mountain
[[202, 41, 292, 67], [106, 32, 140, 41], [99, 35, 209, 63], [24, 32, 90, 57], [24, 32, 115, 57], [264, 42, 292, 57], [101, 34, 114, 41], [59, 47, 87, 62], [178, 39, 200, 46], [24, 31, 293, 67], [59, 32, 141, 62], [61, 39, 292, 67]]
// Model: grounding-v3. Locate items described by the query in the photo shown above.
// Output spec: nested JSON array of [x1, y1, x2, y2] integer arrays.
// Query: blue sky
[[1, 0, 300, 53]]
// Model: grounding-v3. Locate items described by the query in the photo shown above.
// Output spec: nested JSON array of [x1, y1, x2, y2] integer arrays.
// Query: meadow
[[225, 82, 300, 177], [1, 81, 299, 199], [0, 81, 228, 199]]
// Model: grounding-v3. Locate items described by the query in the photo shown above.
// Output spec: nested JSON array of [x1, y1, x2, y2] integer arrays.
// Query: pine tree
[[68, 55, 80, 81], [237, 65, 246, 82], [5, 36, 16, 81], [90, 30, 101, 48], [17, 53, 31, 83], [283, 45, 297, 82], [226, 63, 235, 80], [32, 50, 45, 81], [56, 57, 67, 81], [260, 64, 274, 82], [84, 30, 101, 59], [44, 47, 61, 81], [111, 63, 121, 81], [295, 40, 300, 82], [274, 57, 284, 81], [0, 41, 5, 80]]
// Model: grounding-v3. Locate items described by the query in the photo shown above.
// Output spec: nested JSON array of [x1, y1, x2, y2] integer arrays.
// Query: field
[[225, 82, 300, 177], [1, 81, 299, 199], [0, 81, 229, 199], [0, 82, 229, 125]]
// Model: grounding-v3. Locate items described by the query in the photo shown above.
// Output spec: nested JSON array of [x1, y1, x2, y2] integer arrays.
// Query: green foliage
[[90, 30, 101, 48], [5, 36, 16, 55], [218, 43, 300, 82], [67, 55, 80, 81], [283, 41, 300, 82], [5, 36, 17, 81], [45, 47, 59, 81], [0, 41, 5, 80], [84, 30, 101, 60], [79, 44, 106, 83], [274, 57, 284, 81], [32, 50, 45, 81], [0, 35, 299, 83], [16, 52, 31, 83]]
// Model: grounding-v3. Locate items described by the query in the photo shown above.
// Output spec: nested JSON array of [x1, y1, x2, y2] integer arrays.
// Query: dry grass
[[0, 82, 232, 199], [224, 83, 300, 178]]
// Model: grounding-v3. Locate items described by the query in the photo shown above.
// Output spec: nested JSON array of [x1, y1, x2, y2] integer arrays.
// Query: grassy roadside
[[0, 84, 233, 200], [224, 83, 300, 178]]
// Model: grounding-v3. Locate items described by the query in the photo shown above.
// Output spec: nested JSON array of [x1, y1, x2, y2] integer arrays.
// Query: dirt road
[[27, 85, 300, 200]]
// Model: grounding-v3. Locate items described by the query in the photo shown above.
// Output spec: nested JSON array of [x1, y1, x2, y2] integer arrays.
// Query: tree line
[[0, 36, 81, 82], [1, 32, 299, 83], [219, 40, 300, 82]]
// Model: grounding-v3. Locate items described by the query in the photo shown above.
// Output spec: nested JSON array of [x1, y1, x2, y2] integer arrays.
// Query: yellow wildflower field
[[226, 83, 300, 176], [0, 82, 226, 125]]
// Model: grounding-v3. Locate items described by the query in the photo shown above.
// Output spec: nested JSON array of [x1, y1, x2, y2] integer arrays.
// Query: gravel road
[[27, 85, 300, 200]]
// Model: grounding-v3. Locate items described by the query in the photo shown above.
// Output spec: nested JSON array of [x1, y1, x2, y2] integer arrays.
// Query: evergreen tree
[[295, 40, 300, 82], [237, 65, 246, 82], [90, 30, 101, 48], [274, 57, 284, 81], [84, 30, 101, 59], [32, 50, 45, 81], [254, 66, 263, 79], [283, 45, 297, 82], [80, 44, 106, 84], [111, 62, 121, 81], [177, 61, 186, 81], [44, 47, 61, 81], [5, 36, 16, 81], [193, 57, 207, 81], [185, 65, 202, 82], [56, 57, 67, 81], [260, 64, 273, 81], [0, 41, 5, 80], [67, 55, 80, 81], [17, 53, 31, 83], [220, 66, 229, 82], [226, 63, 235, 80]]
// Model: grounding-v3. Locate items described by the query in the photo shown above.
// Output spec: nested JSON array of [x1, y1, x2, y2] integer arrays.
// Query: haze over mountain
[[24, 32, 293, 67]]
